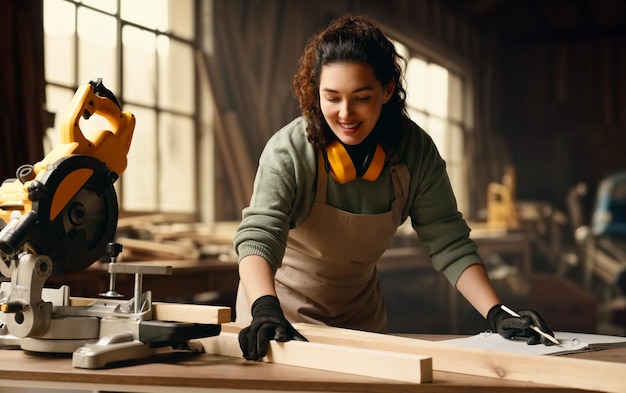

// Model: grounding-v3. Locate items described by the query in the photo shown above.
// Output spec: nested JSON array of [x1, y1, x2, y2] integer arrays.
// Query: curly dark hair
[[293, 14, 409, 152]]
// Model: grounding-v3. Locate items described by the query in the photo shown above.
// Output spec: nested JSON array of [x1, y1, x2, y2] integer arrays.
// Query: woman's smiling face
[[319, 62, 394, 146]]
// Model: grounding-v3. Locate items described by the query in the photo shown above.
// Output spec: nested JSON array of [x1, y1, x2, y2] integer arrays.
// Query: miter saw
[[0, 79, 221, 368]]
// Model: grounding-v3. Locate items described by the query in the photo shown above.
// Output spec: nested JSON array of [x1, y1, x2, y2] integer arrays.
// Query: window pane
[[393, 40, 408, 59], [77, 8, 117, 87], [449, 123, 464, 166], [158, 113, 195, 212], [448, 73, 463, 122], [81, 0, 117, 14], [158, 37, 194, 114], [427, 117, 447, 159], [426, 63, 448, 117], [405, 57, 428, 110], [448, 124, 467, 213], [44, 86, 75, 153], [449, 163, 467, 214], [167, 0, 194, 39], [407, 108, 427, 130], [122, 106, 158, 211], [121, 0, 167, 30], [392, 40, 409, 77], [45, 0, 198, 216], [44, 0, 75, 85], [123, 26, 156, 105], [394, 39, 468, 214]]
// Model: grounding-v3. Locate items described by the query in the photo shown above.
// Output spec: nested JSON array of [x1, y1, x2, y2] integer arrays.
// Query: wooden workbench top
[[0, 344, 593, 393]]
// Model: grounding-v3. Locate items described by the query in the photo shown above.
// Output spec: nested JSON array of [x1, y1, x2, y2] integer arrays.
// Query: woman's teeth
[[341, 123, 359, 129]]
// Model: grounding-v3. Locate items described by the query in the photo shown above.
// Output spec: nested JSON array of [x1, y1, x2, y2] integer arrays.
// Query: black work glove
[[238, 295, 307, 360], [487, 304, 556, 346]]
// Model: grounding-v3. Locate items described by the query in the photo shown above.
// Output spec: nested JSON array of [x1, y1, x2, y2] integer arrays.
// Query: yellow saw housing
[[0, 79, 135, 273]]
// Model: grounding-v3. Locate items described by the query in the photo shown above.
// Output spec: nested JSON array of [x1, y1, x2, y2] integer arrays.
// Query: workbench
[[0, 335, 622, 393], [471, 229, 534, 276]]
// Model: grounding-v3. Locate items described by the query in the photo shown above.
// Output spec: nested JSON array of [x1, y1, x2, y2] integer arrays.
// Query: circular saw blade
[[30, 155, 119, 274]]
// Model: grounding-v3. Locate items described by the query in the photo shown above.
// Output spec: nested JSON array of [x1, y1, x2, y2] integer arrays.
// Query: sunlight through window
[[393, 39, 468, 213], [44, 0, 197, 215]]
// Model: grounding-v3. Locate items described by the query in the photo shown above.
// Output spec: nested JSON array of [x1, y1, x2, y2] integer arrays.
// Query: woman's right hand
[[238, 295, 307, 360]]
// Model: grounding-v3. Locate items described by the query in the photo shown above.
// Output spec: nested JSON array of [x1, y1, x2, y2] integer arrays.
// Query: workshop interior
[[1, 0, 626, 385]]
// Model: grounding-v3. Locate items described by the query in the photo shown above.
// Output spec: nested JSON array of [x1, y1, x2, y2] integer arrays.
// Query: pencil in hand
[[500, 305, 560, 345]]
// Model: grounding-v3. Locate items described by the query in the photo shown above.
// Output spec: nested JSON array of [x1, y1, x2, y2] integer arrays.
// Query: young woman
[[234, 14, 554, 361]]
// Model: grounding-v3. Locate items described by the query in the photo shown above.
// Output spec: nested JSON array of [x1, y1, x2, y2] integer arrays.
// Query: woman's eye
[[356, 96, 370, 102]]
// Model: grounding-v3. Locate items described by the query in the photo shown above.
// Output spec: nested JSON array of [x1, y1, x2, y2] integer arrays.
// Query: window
[[393, 41, 469, 214], [43, 0, 199, 217]]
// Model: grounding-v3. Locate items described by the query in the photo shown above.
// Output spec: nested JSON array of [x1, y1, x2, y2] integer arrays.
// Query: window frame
[[43, 0, 207, 221], [389, 31, 474, 215]]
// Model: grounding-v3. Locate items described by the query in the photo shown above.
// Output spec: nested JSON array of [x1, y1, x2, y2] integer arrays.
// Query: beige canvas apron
[[236, 154, 410, 333]]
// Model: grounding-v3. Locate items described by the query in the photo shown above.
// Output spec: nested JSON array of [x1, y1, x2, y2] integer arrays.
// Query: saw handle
[[88, 78, 121, 111], [61, 78, 134, 155], [37, 78, 135, 179]]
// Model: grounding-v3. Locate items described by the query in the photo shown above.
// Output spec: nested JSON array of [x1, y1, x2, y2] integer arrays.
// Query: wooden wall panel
[[499, 38, 626, 213]]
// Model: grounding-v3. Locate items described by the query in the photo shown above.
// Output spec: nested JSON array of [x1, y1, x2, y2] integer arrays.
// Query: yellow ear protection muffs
[[324, 141, 386, 184]]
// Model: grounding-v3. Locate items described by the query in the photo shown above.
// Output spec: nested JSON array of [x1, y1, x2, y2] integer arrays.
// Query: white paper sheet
[[442, 331, 626, 355]]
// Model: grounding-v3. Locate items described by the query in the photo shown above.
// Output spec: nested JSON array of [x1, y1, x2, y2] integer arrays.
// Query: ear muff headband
[[362, 143, 386, 181], [325, 141, 386, 184]]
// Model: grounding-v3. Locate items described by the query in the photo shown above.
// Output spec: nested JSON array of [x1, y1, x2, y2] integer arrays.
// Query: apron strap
[[389, 156, 411, 225], [315, 152, 328, 203]]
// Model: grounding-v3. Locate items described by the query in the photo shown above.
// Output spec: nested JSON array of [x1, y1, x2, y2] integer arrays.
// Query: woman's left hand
[[487, 304, 556, 345]]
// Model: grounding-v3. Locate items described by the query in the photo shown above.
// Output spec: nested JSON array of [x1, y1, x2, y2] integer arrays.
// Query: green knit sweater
[[234, 116, 482, 285]]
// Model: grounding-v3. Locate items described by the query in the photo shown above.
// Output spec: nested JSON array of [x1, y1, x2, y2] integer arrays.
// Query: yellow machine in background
[[487, 165, 520, 230]]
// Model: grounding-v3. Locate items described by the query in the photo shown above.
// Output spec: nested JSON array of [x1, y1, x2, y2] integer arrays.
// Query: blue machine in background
[[592, 172, 626, 238], [585, 171, 626, 300]]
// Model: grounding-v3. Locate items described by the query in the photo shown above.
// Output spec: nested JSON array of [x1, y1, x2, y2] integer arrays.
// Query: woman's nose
[[339, 100, 353, 118]]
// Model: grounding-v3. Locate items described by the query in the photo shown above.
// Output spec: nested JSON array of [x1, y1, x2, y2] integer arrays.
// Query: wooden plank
[[283, 323, 626, 393], [150, 221, 238, 245], [69, 298, 231, 324], [197, 332, 432, 384], [151, 302, 231, 324], [117, 237, 201, 260], [116, 213, 194, 231]]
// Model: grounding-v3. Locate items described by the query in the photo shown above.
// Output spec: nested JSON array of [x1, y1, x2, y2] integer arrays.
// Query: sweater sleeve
[[233, 118, 317, 272], [403, 123, 484, 285]]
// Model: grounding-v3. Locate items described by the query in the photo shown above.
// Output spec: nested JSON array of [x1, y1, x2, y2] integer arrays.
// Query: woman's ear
[[383, 80, 395, 104]]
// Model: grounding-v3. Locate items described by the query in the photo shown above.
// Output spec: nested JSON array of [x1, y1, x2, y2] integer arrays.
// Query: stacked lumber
[[113, 214, 238, 262]]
